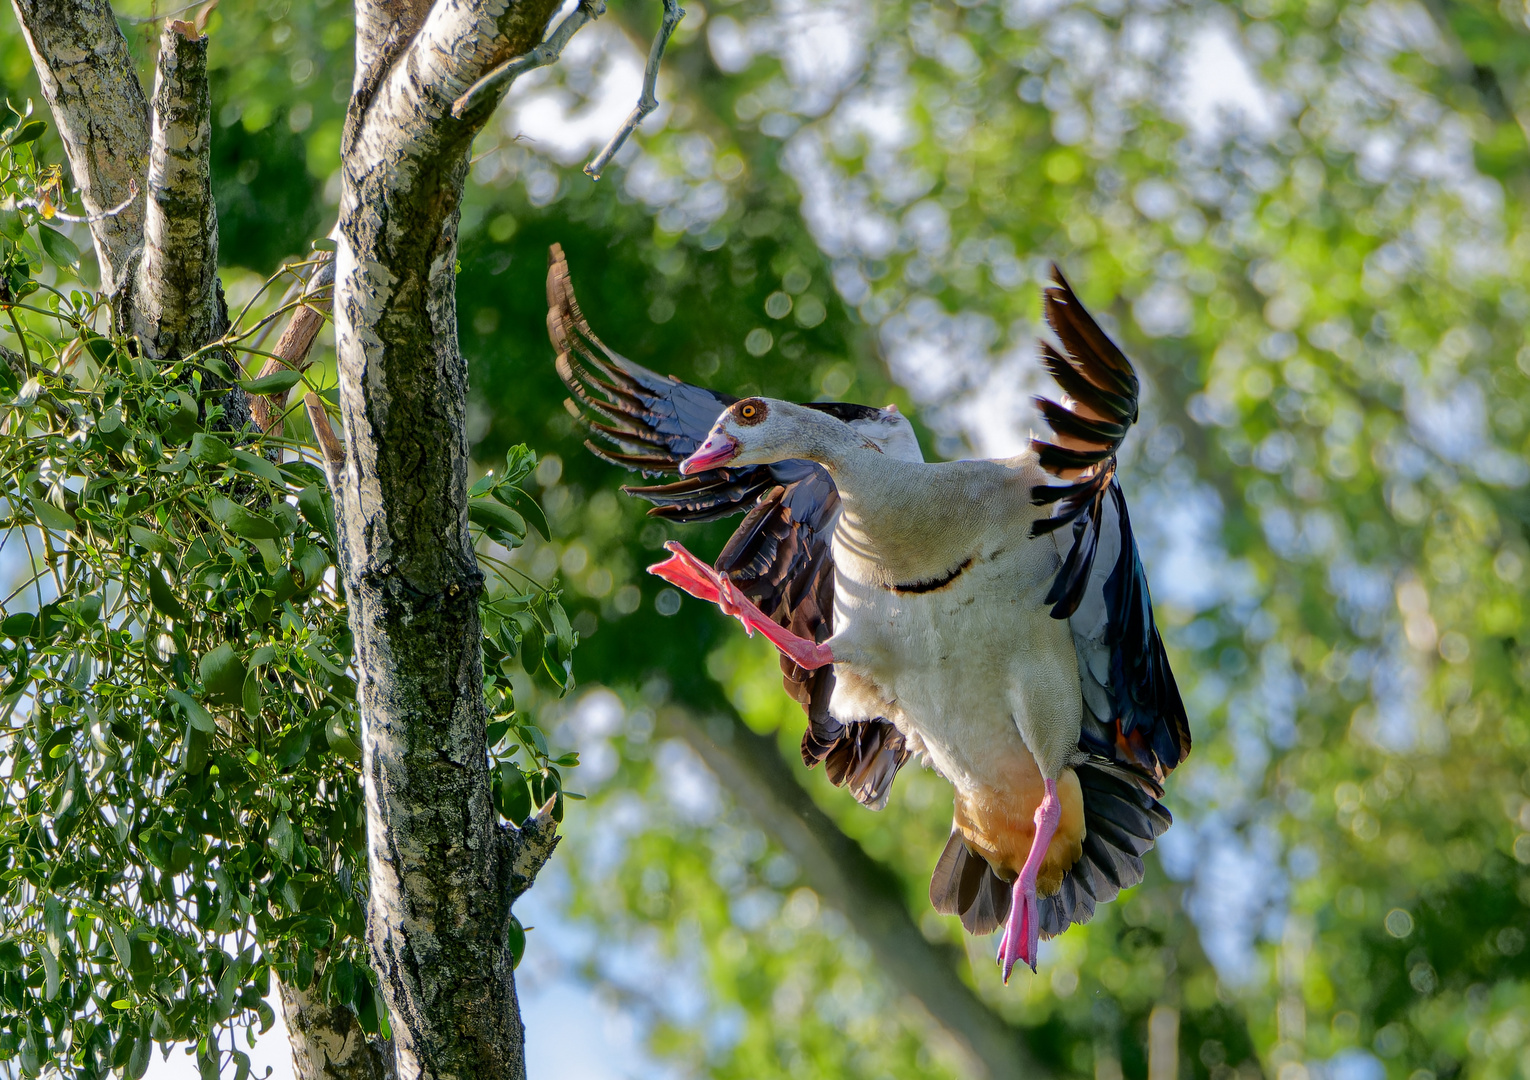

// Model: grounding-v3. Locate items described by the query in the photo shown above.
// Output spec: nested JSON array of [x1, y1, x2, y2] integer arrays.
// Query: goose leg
[[997, 777, 1060, 982], [648, 541, 834, 670]]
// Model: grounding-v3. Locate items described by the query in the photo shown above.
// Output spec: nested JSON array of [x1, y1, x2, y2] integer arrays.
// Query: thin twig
[[3, 310, 31, 373], [451, 0, 608, 119], [248, 228, 340, 354], [15, 181, 140, 225], [118, 0, 199, 23], [250, 256, 336, 436], [584, 0, 684, 179], [305, 392, 345, 470]]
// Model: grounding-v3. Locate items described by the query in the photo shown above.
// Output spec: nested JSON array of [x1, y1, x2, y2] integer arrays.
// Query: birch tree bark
[[9, 0, 147, 294], [133, 19, 222, 361], [11, 0, 685, 1070], [279, 980, 399, 1080], [330, 0, 564, 1075]]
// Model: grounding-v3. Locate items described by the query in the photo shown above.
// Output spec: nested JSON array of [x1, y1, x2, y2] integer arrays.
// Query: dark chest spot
[[888, 556, 974, 595]]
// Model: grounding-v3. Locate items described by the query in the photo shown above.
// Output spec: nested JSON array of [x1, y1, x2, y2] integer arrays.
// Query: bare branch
[[584, 0, 684, 179], [250, 255, 335, 436], [663, 705, 1048, 1080], [305, 392, 345, 472], [450, 0, 607, 119], [14, 181, 138, 225], [134, 20, 222, 361], [247, 236, 339, 356], [10, 0, 149, 294]]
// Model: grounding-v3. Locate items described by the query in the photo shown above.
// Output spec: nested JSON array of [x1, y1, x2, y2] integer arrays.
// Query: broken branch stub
[[134, 20, 223, 361], [249, 254, 336, 436]]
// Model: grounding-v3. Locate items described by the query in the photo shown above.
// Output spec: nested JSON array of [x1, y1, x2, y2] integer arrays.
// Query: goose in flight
[[546, 244, 1190, 979]]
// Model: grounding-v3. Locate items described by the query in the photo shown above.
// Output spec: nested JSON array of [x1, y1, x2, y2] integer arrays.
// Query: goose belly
[[827, 550, 1083, 790]]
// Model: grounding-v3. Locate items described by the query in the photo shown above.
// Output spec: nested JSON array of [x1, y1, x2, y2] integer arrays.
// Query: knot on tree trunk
[[357, 565, 488, 620]]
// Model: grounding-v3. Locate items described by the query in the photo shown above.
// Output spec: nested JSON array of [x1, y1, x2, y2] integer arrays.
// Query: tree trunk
[[331, 1, 562, 1075], [133, 18, 222, 360], [9, 0, 147, 294], [279, 979, 398, 1080]]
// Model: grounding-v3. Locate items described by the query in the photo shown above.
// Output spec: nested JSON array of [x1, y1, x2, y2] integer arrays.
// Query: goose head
[[680, 398, 917, 474]]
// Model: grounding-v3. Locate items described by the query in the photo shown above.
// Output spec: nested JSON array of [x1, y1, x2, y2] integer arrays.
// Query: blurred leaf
[[7, 120, 44, 145], [29, 497, 75, 533], [189, 432, 231, 465], [494, 764, 531, 824], [468, 498, 526, 544], [147, 566, 189, 622], [496, 486, 549, 541], [36, 944, 57, 1000], [325, 714, 361, 762], [36, 224, 77, 267], [238, 369, 303, 395], [229, 448, 284, 484], [129, 525, 175, 555], [506, 916, 526, 969]]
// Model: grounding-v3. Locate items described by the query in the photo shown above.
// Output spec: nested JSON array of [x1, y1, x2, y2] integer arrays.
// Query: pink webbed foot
[[996, 878, 1038, 982], [647, 541, 834, 670], [996, 777, 1061, 983]]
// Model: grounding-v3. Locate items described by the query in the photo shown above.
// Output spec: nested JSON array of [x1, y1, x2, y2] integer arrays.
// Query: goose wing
[[982, 266, 1191, 941], [547, 244, 915, 808], [1029, 265, 1190, 785]]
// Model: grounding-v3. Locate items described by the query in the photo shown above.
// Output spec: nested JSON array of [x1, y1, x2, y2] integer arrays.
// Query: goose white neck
[[723, 401, 889, 477]]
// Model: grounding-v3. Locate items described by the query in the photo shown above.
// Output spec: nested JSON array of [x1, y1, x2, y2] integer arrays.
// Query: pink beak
[[680, 433, 739, 474]]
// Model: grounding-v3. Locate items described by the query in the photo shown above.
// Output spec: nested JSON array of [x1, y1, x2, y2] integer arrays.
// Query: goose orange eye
[[740, 405, 757, 419]]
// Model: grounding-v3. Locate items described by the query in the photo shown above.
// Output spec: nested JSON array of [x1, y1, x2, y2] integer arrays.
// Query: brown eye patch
[[734, 398, 768, 426]]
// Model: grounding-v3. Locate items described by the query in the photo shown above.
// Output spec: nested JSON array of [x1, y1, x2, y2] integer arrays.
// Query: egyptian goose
[[546, 245, 1190, 979]]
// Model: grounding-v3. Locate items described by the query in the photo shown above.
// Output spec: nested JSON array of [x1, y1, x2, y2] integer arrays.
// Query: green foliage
[[0, 126, 573, 1074], [474, 445, 583, 832]]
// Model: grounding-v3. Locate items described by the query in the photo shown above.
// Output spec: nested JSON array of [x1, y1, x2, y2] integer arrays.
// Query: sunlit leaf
[[167, 687, 217, 734], [29, 496, 75, 533], [7, 119, 44, 145]]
